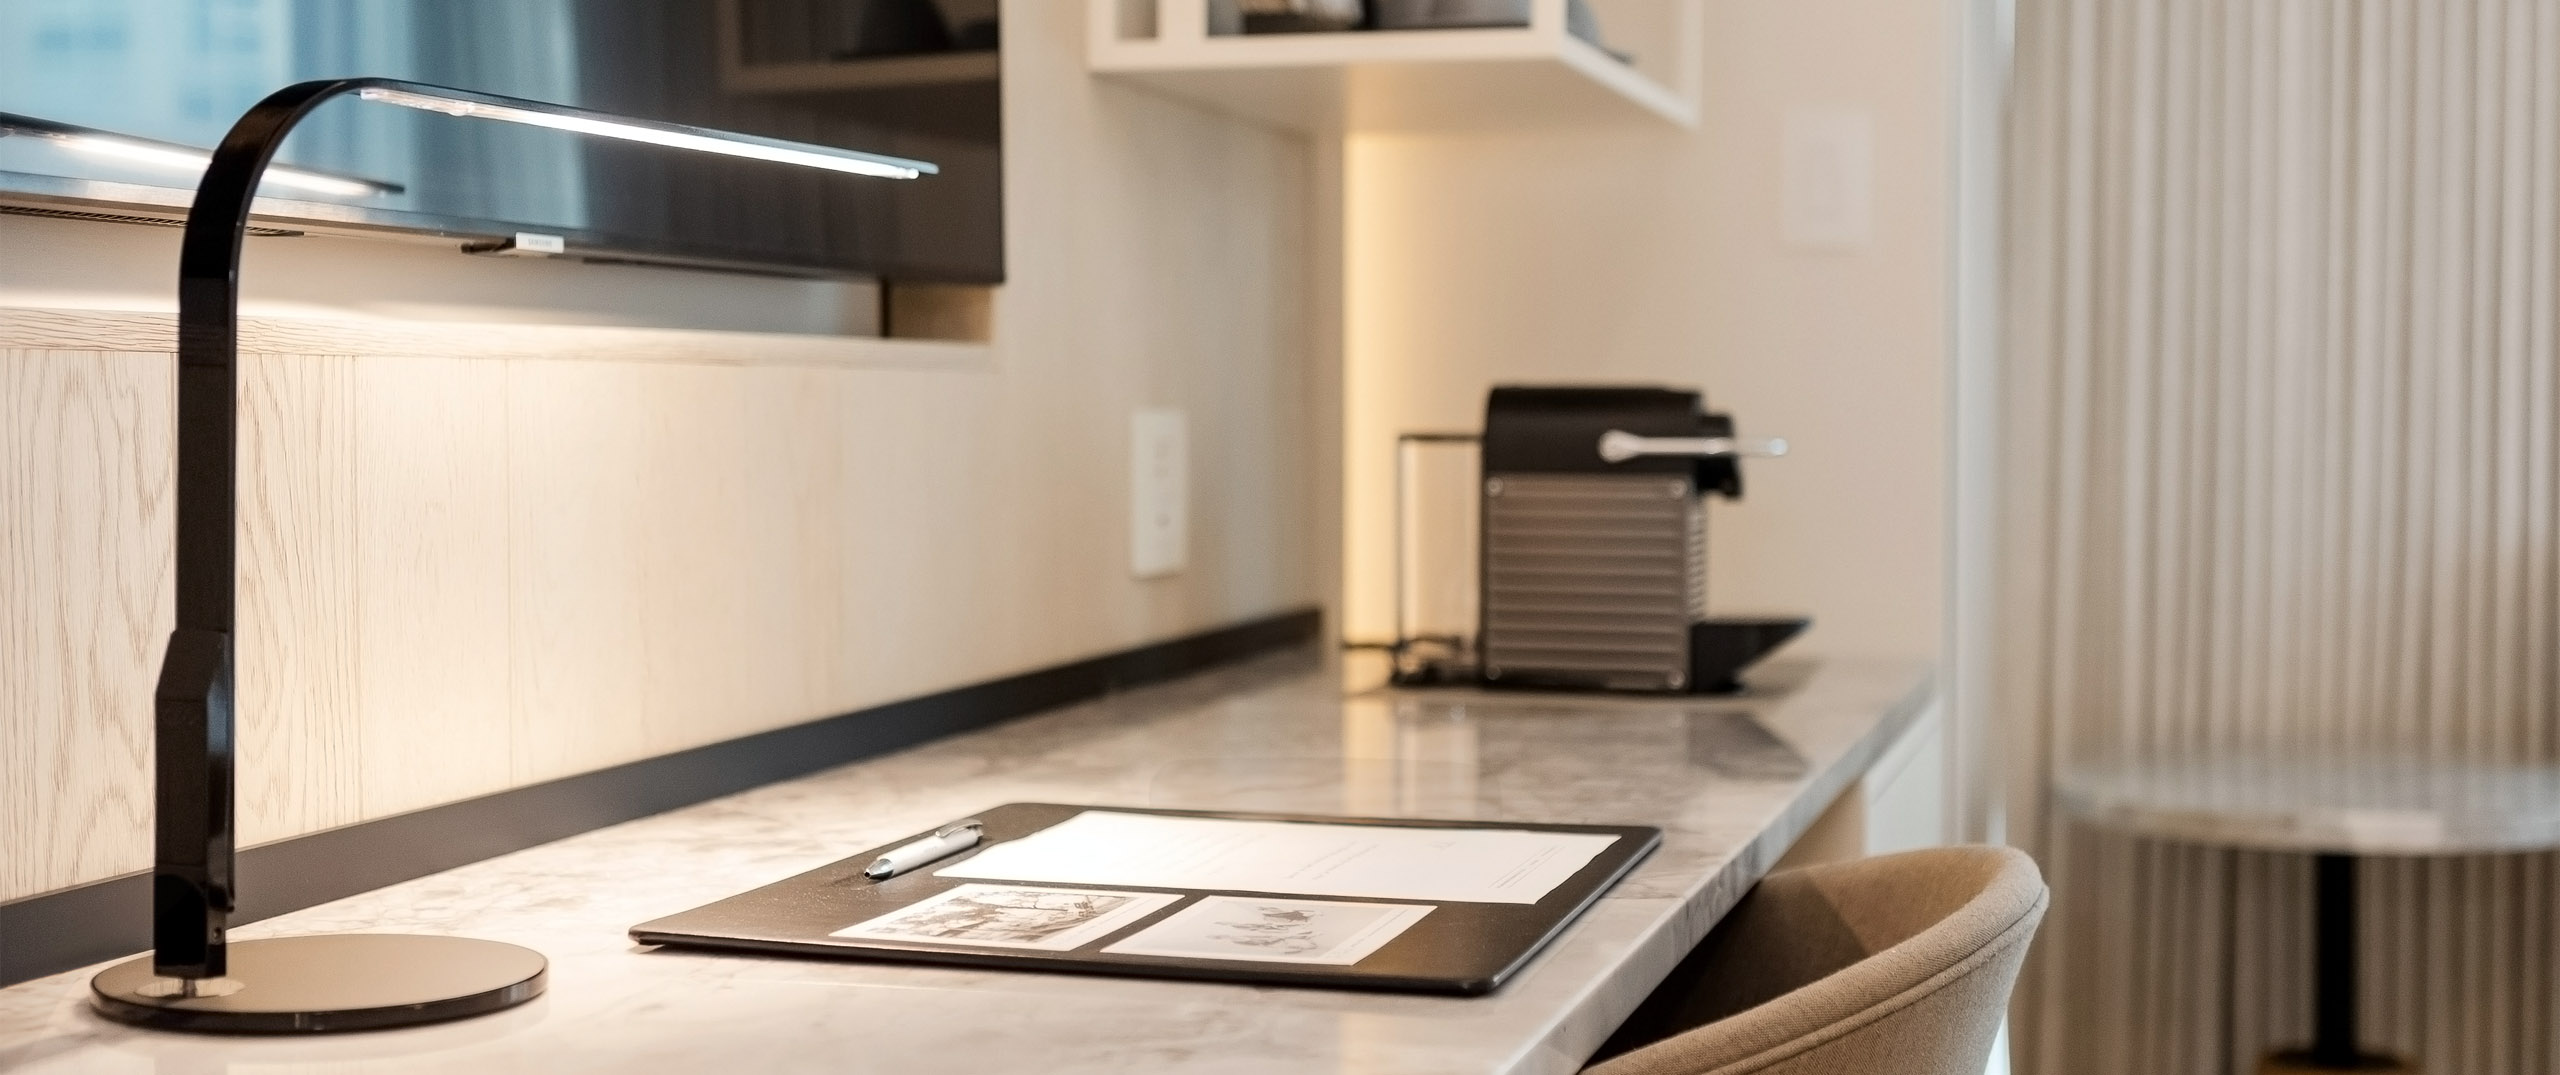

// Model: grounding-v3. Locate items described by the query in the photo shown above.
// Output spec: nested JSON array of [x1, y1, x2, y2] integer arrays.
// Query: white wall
[[1342, 0, 1951, 660]]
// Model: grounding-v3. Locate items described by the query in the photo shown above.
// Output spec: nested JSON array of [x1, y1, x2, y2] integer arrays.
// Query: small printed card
[[1101, 896, 1433, 966], [832, 884, 1180, 952]]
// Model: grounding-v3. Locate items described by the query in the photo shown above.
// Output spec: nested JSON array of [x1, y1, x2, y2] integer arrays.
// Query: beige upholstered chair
[[1586, 846, 2047, 1075]]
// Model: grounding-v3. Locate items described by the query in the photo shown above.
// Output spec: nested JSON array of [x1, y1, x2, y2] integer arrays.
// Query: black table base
[[2266, 855, 2410, 1073]]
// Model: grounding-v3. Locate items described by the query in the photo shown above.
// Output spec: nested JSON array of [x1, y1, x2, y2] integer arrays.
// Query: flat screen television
[[0, 0, 1003, 283]]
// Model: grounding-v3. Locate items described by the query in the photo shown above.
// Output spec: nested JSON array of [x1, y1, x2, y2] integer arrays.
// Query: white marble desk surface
[[2056, 755, 2560, 855], [0, 652, 1931, 1075]]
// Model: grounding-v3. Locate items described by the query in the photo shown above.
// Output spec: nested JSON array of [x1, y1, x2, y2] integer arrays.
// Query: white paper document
[[831, 883, 1179, 951], [1103, 896, 1433, 966], [935, 811, 1619, 905]]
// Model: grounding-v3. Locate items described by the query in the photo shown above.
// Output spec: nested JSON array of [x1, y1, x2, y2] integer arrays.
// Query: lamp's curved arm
[[156, 76, 356, 982], [155, 77, 933, 980]]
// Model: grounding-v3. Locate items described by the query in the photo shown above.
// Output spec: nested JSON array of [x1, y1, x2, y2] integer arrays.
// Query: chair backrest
[[1587, 845, 2048, 1075]]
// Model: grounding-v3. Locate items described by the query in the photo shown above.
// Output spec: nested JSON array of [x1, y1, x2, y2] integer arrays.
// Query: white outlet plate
[[1781, 106, 1875, 250], [1131, 408, 1188, 578]]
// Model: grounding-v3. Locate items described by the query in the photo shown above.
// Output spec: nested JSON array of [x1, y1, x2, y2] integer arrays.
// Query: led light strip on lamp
[[354, 86, 936, 179], [0, 110, 401, 197]]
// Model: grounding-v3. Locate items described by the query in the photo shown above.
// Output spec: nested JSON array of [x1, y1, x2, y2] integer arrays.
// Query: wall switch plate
[[1781, 106, 1875, 250], [1131, 408, 1188, 578]]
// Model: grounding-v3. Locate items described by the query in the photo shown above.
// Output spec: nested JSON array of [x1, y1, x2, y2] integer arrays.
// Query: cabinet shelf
[[721, 50, 999, 95], [1087, 0, 1700, 133], [712, 1, 998, 95]]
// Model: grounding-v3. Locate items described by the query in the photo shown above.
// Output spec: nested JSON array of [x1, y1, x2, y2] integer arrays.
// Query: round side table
[[2055, 756, 2560, 1074]]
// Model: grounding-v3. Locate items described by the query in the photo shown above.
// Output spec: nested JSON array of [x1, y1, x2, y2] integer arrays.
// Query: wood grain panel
[[826, 372, 1010, 705], [0, 350, 168, 899], [504, 358, 654, 782], [234, 353, 361, 844], [628, 363, 839, 755], [636, 362, 776, 754], [775, 369, 850, 714], [355, 355, 513, 816], [695, 366, 837, 740]]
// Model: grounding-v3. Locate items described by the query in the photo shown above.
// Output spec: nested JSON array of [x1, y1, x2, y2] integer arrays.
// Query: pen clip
[[934, 820, 984, 840]]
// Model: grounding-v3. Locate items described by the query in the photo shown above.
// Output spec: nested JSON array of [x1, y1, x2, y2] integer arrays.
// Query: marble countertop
[[2056, 754, 2560, 855], [0, 652, 1931, 1075]]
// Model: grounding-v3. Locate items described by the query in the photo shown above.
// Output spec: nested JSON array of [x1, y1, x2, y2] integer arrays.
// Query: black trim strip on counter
[[0, 607, 1323, 988]]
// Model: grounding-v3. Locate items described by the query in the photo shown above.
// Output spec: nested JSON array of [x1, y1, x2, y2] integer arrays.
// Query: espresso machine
[[1390, 385, 1807, 694]]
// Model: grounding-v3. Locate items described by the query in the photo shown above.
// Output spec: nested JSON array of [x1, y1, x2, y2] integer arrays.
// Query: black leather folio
[[629, 802, 1660, 995]]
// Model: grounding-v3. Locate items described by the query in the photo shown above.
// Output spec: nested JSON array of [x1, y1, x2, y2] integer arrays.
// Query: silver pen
[[865, 819, 985, 881]]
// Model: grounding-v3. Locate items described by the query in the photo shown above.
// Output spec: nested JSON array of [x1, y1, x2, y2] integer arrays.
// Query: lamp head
[[351, 85, 935, 181]]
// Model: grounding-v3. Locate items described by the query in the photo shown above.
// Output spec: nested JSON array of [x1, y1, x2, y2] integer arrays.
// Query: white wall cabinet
[[1087, 0, 1701, 133], [714, 0, 1000, 94]]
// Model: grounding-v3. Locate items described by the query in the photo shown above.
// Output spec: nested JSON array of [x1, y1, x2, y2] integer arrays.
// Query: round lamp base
[[90, 934, 545, 1034]]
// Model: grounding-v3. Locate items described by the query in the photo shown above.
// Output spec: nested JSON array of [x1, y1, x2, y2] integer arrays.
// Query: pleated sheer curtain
[[2001, 1, 2559, 1073]]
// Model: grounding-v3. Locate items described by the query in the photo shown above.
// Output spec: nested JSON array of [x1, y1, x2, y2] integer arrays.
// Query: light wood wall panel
[[503, 357, 657, 786], [357, 354, 513, 816], [636, 362, 805, 753], [234, 353, 361, 843], [0, 351, 166, 900], [2004, 2, 2560, 1072], [0, 0, 1323, 901]]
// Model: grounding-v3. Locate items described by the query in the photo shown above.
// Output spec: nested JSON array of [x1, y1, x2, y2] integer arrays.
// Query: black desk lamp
[[85, 77, 935, 1034]]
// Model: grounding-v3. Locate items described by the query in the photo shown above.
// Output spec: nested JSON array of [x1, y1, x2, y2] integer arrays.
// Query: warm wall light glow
[[58, 136, 389, 198], [355, 86, 936, 180]]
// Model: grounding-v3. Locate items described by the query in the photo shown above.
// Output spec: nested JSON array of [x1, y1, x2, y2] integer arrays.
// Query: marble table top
[[0, 651, 1931, 1075], [2056, 755, 2560, 855]]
